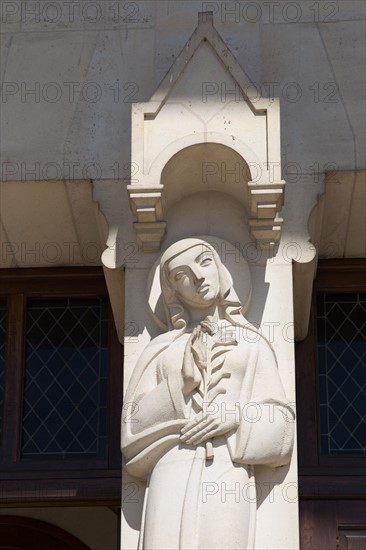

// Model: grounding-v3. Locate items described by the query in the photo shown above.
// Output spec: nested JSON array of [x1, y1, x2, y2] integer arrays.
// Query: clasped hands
[[180, 409, 239, 446]]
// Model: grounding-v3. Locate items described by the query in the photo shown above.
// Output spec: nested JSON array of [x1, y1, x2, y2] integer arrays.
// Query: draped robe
[[122, 320, 294, 550]]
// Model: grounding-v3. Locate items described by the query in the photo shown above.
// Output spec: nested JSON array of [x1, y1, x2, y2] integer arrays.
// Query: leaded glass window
[[317, 293, 366, 455], [0, 300, 7, 434], [21, 298, 108, 458]]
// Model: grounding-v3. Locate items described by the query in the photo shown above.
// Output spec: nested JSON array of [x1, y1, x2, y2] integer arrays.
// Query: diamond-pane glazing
[[0, 301, 7, 434], [317, 293, 366, 455], [21, 299, 108, 458]]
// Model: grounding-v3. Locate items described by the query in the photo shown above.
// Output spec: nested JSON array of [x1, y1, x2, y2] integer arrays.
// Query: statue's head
[[163, 244, 220, 308], [159, 238, 236, 329]]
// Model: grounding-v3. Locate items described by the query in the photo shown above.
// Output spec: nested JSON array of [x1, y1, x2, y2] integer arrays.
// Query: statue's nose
[[190, 265, 204, 283]]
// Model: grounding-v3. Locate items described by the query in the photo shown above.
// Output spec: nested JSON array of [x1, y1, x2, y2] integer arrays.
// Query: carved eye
[[200, 257, 213, 267], [174, 271, 186, 281]]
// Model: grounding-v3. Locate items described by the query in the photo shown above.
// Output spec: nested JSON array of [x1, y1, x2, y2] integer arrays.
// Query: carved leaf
[[208, 371, 231, 391], [211, 340, 237, 363], [212, 339, 238, 349], [211, 359, 225, 374], [212, 337, 238, 348], [192, 393, 203, 409], [211, 349, 229, 363], [207, 387, 227, 405], [191, 331, 237, 415]]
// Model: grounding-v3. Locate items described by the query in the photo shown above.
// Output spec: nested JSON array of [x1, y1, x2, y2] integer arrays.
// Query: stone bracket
[[127, 184, 164, 222], [249, 217, 283, 250], [134, 221, 167, 253], [127, 184, 166, 251], [248, 181, 285, 249], [127, 179, 286, 252]]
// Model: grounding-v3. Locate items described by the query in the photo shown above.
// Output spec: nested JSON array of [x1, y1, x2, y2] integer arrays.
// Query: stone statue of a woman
[[122, 238, 294, 550]]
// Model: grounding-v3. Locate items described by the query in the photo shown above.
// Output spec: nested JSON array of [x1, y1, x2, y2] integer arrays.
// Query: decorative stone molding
[[128, 185, 164, 223], [248, 216, 283, 250], [290, 169, 365, 340], [281, 172, 325, 341], [248, 182, 285, 220], [127, 184, 166, 252], [133, 221, 166, 253], [127, 11, 286, 252], [247, 181, 284, 249]]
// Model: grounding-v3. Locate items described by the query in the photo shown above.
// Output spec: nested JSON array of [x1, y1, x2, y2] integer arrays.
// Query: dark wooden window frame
[[300, 500, 366, 549], [296, 259, 366, 499], [0, 267, 123, 507]]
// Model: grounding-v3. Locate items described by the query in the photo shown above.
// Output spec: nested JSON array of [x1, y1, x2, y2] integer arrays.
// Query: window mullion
[[1, 293, 26, 464]]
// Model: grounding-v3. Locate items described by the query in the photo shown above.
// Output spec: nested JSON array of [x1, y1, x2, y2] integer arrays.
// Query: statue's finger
[[181, 418, 213, 440], [180, 422, 205, 440], [181, 415, 201, 433], [184, 426, 213, 445], [181, 420, 201, 436]]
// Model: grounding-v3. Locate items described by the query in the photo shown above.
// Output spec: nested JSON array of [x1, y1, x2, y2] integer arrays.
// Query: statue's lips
[[197, 284, 210, 294]]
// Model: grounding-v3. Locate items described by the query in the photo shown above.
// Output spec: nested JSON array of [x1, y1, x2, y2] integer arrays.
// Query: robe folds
[[122, 321, 294, 550]]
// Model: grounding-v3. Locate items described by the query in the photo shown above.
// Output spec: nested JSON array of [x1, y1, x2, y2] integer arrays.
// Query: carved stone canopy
[[127, 11, 285, 252]]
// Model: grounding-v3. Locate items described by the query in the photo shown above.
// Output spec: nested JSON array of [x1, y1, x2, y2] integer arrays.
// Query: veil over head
[[147, 237, 252, 331]]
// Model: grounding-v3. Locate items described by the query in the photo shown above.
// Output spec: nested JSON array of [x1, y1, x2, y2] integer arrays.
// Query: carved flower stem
[[202, 332, 214, 460], [193, 317, 235, 461]]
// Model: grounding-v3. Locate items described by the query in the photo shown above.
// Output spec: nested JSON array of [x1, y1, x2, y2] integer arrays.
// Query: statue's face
[[167, 245, 220, 308]]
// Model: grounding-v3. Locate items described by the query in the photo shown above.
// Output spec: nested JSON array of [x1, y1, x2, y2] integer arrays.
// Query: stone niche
[[127, 11, 284, 255], [119, 12, 299, 550]]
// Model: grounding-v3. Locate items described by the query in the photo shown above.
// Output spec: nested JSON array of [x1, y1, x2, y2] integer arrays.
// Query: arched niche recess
[[161, 143, 251, 212], [128, 141, 283, 253]]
